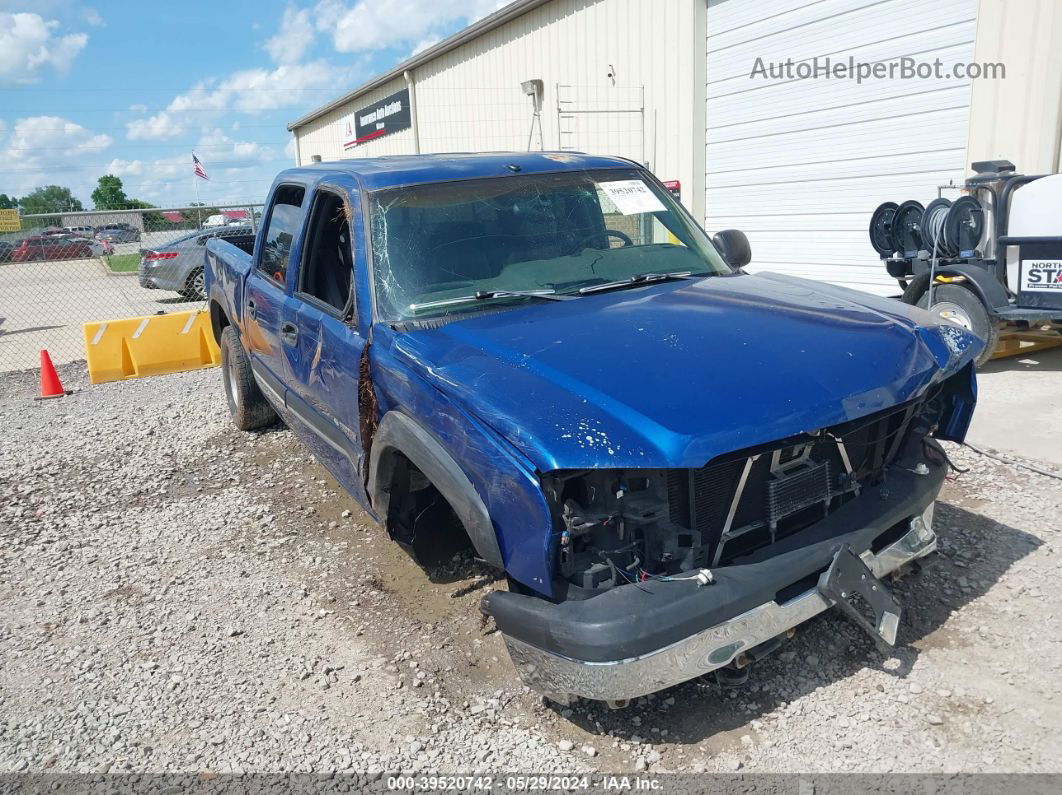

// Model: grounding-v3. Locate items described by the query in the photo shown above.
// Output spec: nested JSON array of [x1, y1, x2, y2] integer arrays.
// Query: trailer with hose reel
[[869, 160, 1062, 366]]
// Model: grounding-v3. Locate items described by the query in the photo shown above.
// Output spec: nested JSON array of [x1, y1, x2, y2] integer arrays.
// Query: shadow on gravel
[[559, 500, 1042, 745]]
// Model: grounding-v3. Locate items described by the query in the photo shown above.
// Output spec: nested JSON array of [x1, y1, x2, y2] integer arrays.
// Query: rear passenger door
[[281, 181, 368, 503], [243, 184, 306, 404]]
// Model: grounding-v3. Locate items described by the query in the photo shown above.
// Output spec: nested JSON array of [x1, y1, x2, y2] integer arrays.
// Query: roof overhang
[[287, 0, 552, 132]]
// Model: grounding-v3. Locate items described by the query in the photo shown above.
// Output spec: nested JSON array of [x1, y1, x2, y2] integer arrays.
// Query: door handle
[[280, 322, 299, 345], [246, 298, 256, 319]]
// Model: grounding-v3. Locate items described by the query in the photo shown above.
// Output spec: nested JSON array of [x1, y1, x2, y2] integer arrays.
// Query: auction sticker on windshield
[[599, 180, 666, 215]]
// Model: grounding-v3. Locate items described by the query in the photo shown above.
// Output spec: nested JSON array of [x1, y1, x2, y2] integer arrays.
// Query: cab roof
[[276, 151, 642, 192]]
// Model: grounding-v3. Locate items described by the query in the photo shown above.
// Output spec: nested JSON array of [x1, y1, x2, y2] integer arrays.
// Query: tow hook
[[710, 627, 797, 688]]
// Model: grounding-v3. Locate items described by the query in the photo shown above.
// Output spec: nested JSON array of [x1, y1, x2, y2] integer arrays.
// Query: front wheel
[[916, 284, 999, 367], [220, 326, 277, 430]]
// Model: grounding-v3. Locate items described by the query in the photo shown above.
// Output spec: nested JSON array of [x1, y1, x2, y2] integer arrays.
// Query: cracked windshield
[[369, 169, 730, 322]]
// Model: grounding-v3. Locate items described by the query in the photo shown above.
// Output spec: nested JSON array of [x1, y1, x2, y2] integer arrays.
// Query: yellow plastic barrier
[[82, 310, 221, 385]]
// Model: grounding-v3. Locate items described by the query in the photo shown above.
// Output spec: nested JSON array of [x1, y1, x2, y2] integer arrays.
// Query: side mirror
[[713, 229, 751, 269]]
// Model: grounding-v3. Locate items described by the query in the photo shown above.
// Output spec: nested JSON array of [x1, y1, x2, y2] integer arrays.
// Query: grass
[[103, 253, 140, 273]]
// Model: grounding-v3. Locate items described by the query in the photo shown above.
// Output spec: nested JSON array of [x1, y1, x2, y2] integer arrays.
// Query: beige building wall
[[967, 0, 1062, 174], [292, 0, 706, 219]]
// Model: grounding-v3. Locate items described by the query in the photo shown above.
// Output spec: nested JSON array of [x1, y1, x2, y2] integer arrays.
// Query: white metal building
[[289, 0, 1062, 295]]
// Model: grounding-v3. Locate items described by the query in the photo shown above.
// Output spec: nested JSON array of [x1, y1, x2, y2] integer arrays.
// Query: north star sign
[[340, 88, 412, 150]]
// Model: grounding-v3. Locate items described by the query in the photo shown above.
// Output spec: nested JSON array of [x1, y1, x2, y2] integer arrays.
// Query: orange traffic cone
[[38, 349, 66, 400]]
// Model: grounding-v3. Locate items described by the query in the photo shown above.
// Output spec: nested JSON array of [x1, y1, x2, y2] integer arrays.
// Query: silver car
[[138, 226, 253, 300]]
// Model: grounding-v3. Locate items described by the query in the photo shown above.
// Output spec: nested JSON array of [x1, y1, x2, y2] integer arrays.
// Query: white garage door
[[705, 0, 977, 294]]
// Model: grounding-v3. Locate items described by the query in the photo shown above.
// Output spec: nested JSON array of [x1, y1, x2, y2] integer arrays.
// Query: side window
[[258, 185, 305, 284], [297, 190, 354, 315]]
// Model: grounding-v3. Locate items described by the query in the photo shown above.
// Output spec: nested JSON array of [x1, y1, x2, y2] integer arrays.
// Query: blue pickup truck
[[205, 152, 981, 706]]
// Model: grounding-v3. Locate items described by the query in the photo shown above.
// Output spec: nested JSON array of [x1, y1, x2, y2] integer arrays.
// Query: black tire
[[182, 267, 206, 301], [220, 326, 276, 430], [916, 284, 999, 367], [901, 273, 930, 305]]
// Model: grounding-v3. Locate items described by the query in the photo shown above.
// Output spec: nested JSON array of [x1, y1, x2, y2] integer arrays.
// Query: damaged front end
[[482, 363, 974, 703]]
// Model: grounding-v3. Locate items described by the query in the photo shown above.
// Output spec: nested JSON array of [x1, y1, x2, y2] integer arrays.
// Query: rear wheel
[[220, 326, 276, 430], [182, 267, 206, 301], [916, 284, 999, 366]]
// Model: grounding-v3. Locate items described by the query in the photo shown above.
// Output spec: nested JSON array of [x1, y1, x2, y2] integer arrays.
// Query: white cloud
[[315, 0, 508, 53], [0, 115, 112, 197], [411, 33, 441, 56], [127, 60, 352, 141], [128, 103, 148, 113], [101, 128, 276, 205], [126, 110, 183, 141], [264, 4, 316, 64], [197, 128, 275, 163], [0, 12, 88, 84]]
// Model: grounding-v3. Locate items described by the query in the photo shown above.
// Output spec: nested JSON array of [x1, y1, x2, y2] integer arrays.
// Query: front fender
[[369, 410, 503, 570], [369, 331, 558, 595]]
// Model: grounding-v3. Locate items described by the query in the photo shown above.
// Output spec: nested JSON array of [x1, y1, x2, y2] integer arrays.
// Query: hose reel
[[921, 198, 953, 256], [868, 195, 985, 260], [891, 200, 925, 257], [868, 201, 898, 256], [945, 195, 985, 257]]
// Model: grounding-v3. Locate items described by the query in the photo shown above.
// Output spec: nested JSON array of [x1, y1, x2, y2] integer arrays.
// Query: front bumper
[[489, 477, 940, 702]]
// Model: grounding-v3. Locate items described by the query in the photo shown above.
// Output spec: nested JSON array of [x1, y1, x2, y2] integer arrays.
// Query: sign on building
[[0, 209, 21, 232], [339, 88, 411, 150]]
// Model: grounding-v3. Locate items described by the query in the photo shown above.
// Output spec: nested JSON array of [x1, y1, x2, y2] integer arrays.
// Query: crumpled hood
[[386, 272, 980, 472]]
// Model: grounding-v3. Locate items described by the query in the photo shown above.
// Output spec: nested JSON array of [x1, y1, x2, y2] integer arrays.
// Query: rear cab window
[[258, 185, 306, 285]]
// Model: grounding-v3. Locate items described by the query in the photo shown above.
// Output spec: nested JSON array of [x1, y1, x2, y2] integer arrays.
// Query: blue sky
[[0, 0, 507, 208]]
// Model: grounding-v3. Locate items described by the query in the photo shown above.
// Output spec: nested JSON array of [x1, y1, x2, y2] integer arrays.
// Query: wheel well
[[210, 300, 230, 346], [382, 450, 473, 567]]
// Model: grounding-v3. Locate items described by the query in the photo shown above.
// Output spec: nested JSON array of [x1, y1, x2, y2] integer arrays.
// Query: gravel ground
[[2, 364, 1060, 776]]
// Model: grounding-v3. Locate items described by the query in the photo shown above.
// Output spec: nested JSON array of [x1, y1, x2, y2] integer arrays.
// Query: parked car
[[95, 223, 141, 244], [0, 241, 14, 263], [205, 153, 982, 705], [59, 234, 111, 256], [64, 225, 96, 237], [139, 226, 252, 300], [9, 235, 94, 262]]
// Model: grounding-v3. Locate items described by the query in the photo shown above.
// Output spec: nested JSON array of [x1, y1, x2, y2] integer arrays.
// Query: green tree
[[91, 175, 130, 210], [19, 185, 83, 215], [0, 193, 17, 210]]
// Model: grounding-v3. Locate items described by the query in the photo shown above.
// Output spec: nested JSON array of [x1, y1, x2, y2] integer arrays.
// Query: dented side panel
[[369, 326, 557, 593]]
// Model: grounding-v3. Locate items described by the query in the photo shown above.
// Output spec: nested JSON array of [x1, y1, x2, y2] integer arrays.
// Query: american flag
[[192, 153, 209, 181]]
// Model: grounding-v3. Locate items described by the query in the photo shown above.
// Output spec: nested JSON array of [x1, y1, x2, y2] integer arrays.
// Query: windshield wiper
[[409, 289, 564, 312], [576, 271, 694, 295]]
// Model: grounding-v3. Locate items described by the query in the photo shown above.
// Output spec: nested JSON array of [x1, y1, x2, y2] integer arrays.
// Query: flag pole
[[193, 157, 202, 229], [194, 178, 202, 229]]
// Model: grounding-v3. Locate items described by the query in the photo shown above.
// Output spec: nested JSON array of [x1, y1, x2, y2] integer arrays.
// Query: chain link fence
[[0, 204, 263, 372]]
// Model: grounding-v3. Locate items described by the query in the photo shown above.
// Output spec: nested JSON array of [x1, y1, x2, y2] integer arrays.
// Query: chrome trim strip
[[300, 415, 350, 458], [502, 504, 937, 702]]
